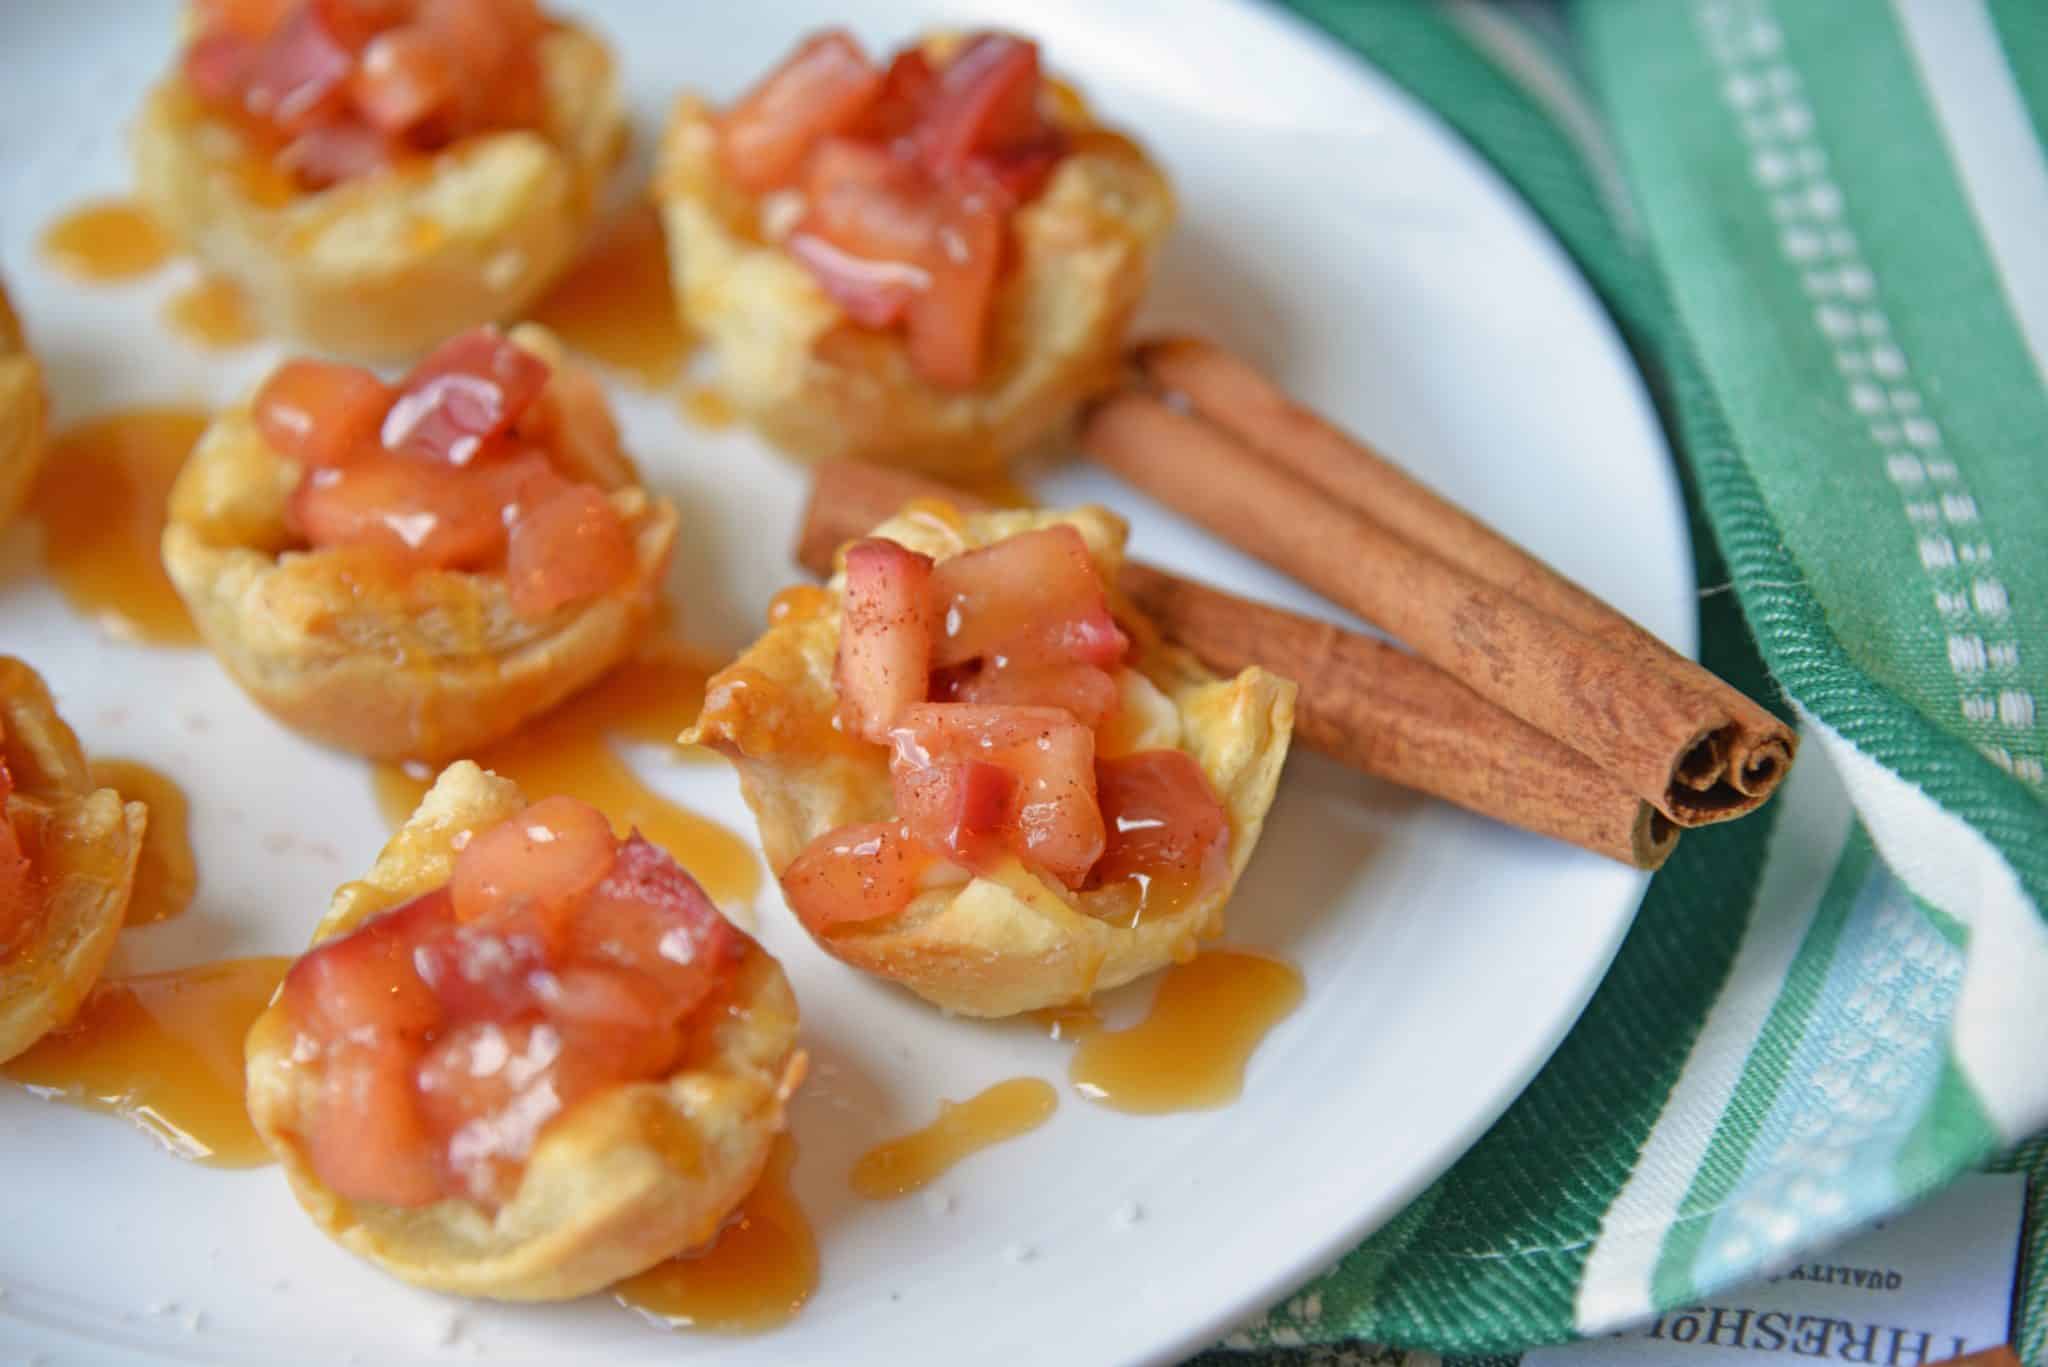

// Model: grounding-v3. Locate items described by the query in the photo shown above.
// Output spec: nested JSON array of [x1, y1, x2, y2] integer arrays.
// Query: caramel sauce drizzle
[[1065, 950, 1303, 1114], [849, 1077, 1057, 1199], [372, 641, 758, 908], [39, 200, 174, 281], [28, 408, 207, 646], [527, 206, 690, 388], [2, 956, 288, 1166], [162, 276, 261, 349], [88, 758, 198, 926], [613, 1134, 816, 1334]]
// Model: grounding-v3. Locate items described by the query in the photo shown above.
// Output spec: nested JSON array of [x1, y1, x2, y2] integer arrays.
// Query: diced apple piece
[[934, 659, 1119, 729], [914, 33, 1045, 179], [253, 358, 392, 468], [504, 483, 635, 620], [289, 456, 511, 568], [927, 526, 1128, 670], [1091, 749, 1231, 898], [571, 834, 739, 1015], [282, 888, 449, 1043], [380, 327, 550, 467], [718, 30, 884, 193], [888, 703, 1104, 886], [785, 148, 936, 327], [449, 795, 617, 933], [850, 48, 937, 144], [410, 908, 552, 1023], [413, 1018, 565, 1205], [350, 25, 458, 135], [183, 31, 257, 105], [241, 3, 357, 136], [780, 820, 937, 931], [890, 756, 1015, 867], [902, 180, 1004, 389], [312, 1037, 443, 1207], [835, 538, 938, 743]]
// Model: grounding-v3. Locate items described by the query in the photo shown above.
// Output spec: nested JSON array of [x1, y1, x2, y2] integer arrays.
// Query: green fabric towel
[[1202, 1, 2048, 1360]]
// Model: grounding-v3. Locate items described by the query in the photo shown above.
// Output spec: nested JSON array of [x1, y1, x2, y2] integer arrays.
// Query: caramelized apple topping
[[718, 31, 1071, 388], [183, 0, 551, 191], [781, 526, 1231, 932], [281, 798, 741, 1209], [254, 328, 635, 618]]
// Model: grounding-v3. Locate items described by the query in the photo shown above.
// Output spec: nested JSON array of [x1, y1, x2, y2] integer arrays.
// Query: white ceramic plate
[[0, 2, 1689, 1363]]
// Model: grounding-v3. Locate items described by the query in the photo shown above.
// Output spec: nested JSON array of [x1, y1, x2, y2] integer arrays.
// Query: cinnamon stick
[[1080, 390, 1762, 826], [795, 460, 1679, 869], [1134, 336, 1795, 797]]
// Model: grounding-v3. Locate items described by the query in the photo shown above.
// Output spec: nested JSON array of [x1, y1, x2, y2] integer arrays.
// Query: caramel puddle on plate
[[88, 758, 198, 925], [40, 199, 174, 281], [849, 1077, 1058, 1199], [162, 276, 261, 349], [372, 641, 758, 907], [28, 408, 207, 646], [2, 957, 288, 1166], [1066, 949, 1304, 1114], [528, 205, 689, 387], [614, 1134, 816, 1333]]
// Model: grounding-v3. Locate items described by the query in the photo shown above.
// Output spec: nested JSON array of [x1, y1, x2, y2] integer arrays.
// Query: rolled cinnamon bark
[[1080, 391, 1761, 826], [794, 460, 1678, 869], [1134, 336, 1796, 798]]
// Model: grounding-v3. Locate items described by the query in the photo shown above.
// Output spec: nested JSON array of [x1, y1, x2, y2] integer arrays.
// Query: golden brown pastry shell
[[132, 21, 626, 360], [0, 282, 47, 529], [688, 505, 1296, 1017], [655, 49, 1175, 478], [0, 658, 146, 1064], [161, 326, 678, 762], [244, 760, 804, 1301]]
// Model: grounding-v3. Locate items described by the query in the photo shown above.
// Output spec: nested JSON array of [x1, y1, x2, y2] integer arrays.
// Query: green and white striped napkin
[[1205, 1, 2048, 1360]]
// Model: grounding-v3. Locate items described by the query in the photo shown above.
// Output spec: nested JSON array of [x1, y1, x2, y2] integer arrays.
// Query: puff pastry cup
[[656, 34, 1175, 478], [245, 761, 804, 1301], [0, 282, 46, 529], [133, 10, 626, 360], [162, 324, 678, 761], [0, 658, 147, 1064], [689, 505, 1296, 1017]]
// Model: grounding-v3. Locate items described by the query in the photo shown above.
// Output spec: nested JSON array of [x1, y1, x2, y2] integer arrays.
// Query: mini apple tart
[[657, 30, 1174, 477], [162, 324, 677, 761], [0, 281, 45, 528], [0, 658, 148, 1064], [134, 0, 626, 358], [689, 505, 1295, 1018], [245, 762, 803, 1300]]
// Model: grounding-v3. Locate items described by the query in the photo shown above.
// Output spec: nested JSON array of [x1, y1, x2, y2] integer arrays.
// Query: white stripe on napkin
[[1799, 709, 2048, 1142], [1573, 739, 1855, 1332], [1894, 0, 2048, 391]]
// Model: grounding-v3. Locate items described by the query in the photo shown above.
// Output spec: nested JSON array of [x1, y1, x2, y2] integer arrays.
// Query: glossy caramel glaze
[[30, 408, 207, 646], [528, 206, 690, 388], [40, 200, 173, 281], [2, 956, 288, 1166], [372, 643, 757, 907], [88, 759, 197, 926], [1069, 950, 1302, 1114], [162, 276, 261, 349], [849, 1077, 1057, 1199], [613, 1134, 815, 1333]]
